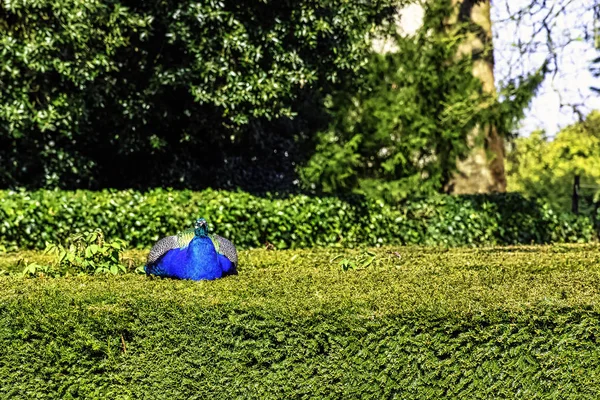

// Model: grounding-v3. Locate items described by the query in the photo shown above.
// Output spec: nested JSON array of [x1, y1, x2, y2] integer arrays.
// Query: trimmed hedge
[[0, 189, 595, 251], [3, 246, 600, 398]]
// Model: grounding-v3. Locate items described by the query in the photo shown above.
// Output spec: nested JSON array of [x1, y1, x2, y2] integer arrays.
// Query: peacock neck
[[190, 235, 214, 252], [194, 227, 208, 237]]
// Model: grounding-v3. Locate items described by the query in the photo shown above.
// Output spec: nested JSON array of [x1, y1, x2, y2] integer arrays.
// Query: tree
[[299, 0, 540, 202], [507, 110, 600, 214], [446, 0, 506, 194], [494, 0, 598, 129], [0, 0, 397, 190]]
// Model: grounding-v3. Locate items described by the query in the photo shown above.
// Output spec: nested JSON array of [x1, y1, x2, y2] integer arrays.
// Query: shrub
[[0, 189, 595, 251], [2, 246, 600, 398], [17, 229, 133, 278], [46, 229, 134, 275]]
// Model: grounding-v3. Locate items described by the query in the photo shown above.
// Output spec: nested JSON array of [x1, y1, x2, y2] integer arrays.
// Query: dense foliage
[[0, 0, 396, 191], [3, 246, 600, 398], [1, 0, 544, 197], [507, 111, 600, 217], [299, 0, 543, 201], [0, 189, 594, 252]]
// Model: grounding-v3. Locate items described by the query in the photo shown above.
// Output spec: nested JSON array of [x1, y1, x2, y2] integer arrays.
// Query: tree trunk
[[447, 0, 507, 194]]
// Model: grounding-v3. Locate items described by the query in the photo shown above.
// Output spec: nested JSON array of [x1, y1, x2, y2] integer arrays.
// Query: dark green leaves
[[0, 0, 397, 189]]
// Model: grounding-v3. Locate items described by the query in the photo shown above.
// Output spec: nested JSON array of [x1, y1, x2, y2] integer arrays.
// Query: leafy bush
[[19, 229, 133, 277], [0, 189, 595, 251], [3, 246, 600, 398], [46, 229, 133, 276]]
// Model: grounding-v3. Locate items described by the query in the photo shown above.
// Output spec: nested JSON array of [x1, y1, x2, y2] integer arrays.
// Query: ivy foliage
[[0, 0, 396, 190], [299, 0, 544, 202]]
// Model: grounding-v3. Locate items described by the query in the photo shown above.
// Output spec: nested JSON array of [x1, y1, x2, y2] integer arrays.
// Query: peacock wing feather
[[147, 235, 179, 265], [147, 227, 198, 265], [210, 234, 238, 267], [207, 233, 220, 252]]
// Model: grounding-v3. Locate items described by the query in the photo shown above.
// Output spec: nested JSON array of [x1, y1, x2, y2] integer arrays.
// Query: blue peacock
[[144, 218, 238, 281]]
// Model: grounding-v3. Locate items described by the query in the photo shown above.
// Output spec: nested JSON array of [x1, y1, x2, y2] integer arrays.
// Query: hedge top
[[3, 245, 600, 398], [3, 245, 600, 318]]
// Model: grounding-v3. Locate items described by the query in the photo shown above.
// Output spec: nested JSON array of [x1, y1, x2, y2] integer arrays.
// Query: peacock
[[144, 218, 238, 281]]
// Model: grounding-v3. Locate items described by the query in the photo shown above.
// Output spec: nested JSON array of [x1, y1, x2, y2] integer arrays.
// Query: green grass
[[2, 244, 600, 398]]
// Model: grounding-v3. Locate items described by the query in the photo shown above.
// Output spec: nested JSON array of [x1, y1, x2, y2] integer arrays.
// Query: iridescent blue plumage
[[144, 218, 238, 281]]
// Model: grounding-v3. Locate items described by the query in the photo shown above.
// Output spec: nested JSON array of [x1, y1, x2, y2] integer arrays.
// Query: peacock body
[[144, 218, 238, 281]]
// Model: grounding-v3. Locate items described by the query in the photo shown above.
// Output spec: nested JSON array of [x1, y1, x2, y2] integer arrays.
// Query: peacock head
[[194, 218, 209, 237]]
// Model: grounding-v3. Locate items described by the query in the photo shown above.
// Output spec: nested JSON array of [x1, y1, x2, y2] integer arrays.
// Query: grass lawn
[[2, 244, 600, 398]]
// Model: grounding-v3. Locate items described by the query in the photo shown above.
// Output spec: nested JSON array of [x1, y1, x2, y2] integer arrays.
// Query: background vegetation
[[299, 0, 543, 201], [0, 189, 594, 253], [0, 0, 398, 192], [507, 111, 600, 216], [2, 0, 597, 219], [0, 0, 547, 198]]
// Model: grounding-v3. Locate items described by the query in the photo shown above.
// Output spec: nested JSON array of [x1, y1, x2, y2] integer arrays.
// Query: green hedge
[[0, 189, 595, 251], [3, 246, 600, 398]]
